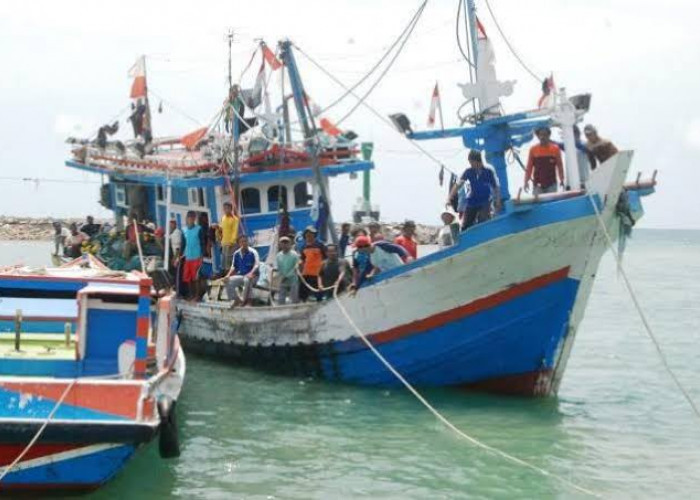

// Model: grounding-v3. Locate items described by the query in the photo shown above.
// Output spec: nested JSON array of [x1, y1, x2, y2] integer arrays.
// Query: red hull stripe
[[369, 267, 570, 346], [0, 383, 144, 419], [0, 444, 82, 466]]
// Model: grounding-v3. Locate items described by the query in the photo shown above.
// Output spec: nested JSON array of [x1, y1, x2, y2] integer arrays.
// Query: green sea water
[[1, 229, 699, 499]]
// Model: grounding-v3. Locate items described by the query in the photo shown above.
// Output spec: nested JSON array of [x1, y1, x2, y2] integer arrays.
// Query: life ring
[[157, 396, 181, 459]]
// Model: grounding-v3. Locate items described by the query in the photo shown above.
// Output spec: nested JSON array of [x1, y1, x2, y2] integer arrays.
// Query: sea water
[[1, 230, 699, 499]]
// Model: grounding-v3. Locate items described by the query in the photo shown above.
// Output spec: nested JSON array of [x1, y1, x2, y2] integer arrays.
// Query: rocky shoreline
[[0, 216, 441, 244]]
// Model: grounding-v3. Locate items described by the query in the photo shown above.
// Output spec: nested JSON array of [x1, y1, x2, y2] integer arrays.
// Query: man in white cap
[[438, 210, 460, 249]]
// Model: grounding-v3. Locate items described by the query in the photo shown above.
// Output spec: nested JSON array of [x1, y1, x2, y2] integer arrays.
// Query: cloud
[[685, 118, 700, 151], [54, 114, 94, 137]]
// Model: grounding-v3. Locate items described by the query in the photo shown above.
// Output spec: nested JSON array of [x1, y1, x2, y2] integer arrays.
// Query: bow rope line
[[256, 275, 602, 497], [316, 0, 428, 119], [587, 192, 700, 420], [334, 1, 427, 127]]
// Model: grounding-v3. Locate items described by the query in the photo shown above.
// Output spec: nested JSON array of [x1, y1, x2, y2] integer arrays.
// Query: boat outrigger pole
[[279, 40, 339, 245]]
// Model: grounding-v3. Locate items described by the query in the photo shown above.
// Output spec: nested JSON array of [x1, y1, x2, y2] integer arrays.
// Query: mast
[[279, 40, 338, 245], [466, 0, 479, 112]]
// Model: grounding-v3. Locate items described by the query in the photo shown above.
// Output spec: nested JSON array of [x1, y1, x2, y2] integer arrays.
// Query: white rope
[[587, 192, 700, 419], [329, 284, 600, 497], [0, 379, 77, 482], [0, 367, 132, 483]]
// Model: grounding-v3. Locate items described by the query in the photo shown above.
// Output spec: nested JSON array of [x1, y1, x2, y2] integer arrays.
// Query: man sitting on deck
[[64, 223, 89, 258], [80, 215, 101, 239], [524, 127, 565, 195], [448, 150, 501, 230], [225, 234, 260, 307]]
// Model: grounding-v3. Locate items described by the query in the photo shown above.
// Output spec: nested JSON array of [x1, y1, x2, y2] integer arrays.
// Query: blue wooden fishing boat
[[63, 2, 655, 396], [0, 258, 184, 492]]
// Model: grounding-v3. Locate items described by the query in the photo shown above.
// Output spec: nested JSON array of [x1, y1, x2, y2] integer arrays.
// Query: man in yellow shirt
[[219, 202, 239, 273]]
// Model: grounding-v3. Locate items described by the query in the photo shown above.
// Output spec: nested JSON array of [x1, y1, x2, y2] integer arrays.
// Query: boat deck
[[0, 334, 76, 360]]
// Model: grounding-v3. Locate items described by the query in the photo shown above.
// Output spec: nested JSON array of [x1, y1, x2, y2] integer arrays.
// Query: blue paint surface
[[322, 277, 578, 386], [0, 387, 127, 421], [2, 443, 135, 487], [367, 193, 597, 287]]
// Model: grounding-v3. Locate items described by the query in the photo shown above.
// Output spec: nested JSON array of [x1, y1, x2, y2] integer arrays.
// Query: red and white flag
[[537, 75, 555, 109], [128, 55, 147, 99], [262, 44, 282, 70], [476, 16, 488, 40], [427, 82, 443, 129]]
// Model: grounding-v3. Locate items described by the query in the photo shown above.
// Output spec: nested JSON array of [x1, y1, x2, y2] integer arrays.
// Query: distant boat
[[63, 4, 655, 396], [0, 259, 184, 492]]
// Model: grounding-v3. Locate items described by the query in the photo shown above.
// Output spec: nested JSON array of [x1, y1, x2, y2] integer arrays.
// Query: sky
[[0, 0, 698, 228]]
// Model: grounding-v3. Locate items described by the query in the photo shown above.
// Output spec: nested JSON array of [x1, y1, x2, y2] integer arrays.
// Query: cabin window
[[241, 187, 261, 214], [190, 188, 205, 207], [156, 185, 164, 202], [171, 187, 189, 206], [267, 185, 288, 212], [294, 182, 312, 208], [115, 185, 129, 208]]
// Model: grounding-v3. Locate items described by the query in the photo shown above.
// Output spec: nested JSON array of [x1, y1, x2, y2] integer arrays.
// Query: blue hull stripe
[[323, 277, 579, 386], [1, 444, 135, 489]]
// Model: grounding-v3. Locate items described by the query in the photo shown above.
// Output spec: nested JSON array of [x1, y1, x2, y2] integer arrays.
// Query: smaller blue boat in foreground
[[0, 257, 185, 492]]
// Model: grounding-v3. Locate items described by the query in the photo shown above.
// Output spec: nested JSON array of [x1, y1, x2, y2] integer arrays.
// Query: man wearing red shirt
[[524, 127, 565, 195], [394, 220, 417, 261]]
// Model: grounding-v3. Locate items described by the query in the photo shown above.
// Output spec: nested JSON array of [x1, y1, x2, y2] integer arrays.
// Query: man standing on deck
[[394, 220, 418, 261], [182, 211, 203, 300], [298, 226, 327, 302], [219, 202, 239, 275], [338, 222, 351, 258], [225, 234, 259, 307], [584, 124, 619, 167], [448, 150, 501, 230], [318, 244, 350, 299], [524, 127, 565, 195], [275, 236, 299, 305]]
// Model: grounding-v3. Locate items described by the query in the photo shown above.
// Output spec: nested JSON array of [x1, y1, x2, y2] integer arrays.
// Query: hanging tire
[[157, 396, 180, 459]]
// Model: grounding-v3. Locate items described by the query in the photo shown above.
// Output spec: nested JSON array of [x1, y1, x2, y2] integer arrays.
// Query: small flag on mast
[[128, 55, 147, 99], [427, 82, 444, 129], [475, 16, 488, 39], [537, 75, 555, 109], [261, 44, 282, 70]]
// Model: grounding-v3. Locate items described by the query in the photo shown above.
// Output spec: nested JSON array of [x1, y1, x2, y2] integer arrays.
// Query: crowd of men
[[445, 124, 617, 232], [52, 216, 104, 258]]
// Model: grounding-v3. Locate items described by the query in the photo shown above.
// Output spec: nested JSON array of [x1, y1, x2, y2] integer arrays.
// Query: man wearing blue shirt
[[182, 211, 203, 300], [225, 234, 260, 307], [447, 150, 501, 230]]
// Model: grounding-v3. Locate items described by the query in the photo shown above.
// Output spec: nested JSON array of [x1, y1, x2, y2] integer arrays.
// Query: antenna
[[226, 29, 235, 90]]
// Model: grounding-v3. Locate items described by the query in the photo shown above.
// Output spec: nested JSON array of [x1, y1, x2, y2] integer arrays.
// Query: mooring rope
[[0, 379, 78, 482], [286, 269, 599, 496], [329, 284, 600, 497], [587, 192, 700, 419]]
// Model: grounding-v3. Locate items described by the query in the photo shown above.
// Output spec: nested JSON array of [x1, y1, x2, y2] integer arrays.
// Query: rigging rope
[[455, 0, 475, 68], [294, 45, 459, 177], [482, 0, 542, 84], [316, 0, 430, 118], [587, 193, 700, 420], [328, 284, 600, 498], [334, 1, 427, 127]]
